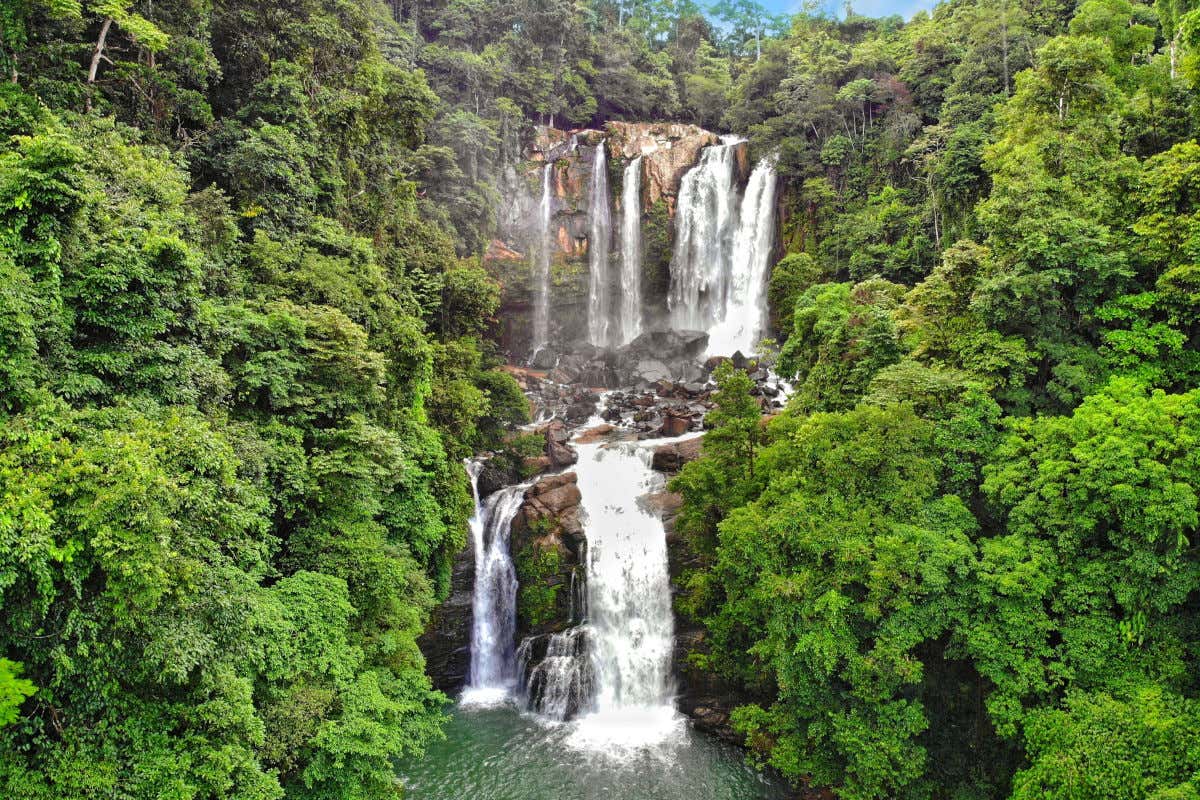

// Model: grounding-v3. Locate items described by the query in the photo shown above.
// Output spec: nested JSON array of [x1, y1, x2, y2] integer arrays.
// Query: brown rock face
[[659, 412, 691, 438], [651, 436, 704, 473], [604, 121, 720, 210], [511, 472, 584, 556]]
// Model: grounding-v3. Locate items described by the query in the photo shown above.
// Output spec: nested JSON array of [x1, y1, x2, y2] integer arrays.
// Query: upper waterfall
[[587, 145, 613, 348], [706, 156, 779, 356], [530, 163, 553, 361], [667, 137, 741, 335], [667, 138, 778, 357], [618, 156, 644, 346]]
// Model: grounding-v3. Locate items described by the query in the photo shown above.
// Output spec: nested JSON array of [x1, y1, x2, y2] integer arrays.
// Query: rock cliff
[[487, 122, 747, 360]]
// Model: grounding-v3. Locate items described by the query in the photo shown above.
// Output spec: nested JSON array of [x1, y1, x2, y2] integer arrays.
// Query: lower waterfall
[[518, 435, 684, 751], [461, 463, 526, 705], [568, 437, 681, 749]]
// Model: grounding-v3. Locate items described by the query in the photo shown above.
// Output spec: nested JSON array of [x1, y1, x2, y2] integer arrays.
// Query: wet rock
[[477, 463, 516, 498], [564, 398, 596, 423], [547, 439, 577, 467], [417, 541, 475, 692], [622, 329, 710, 364], [635, 358, 671, 383], [704, 355, 731, 373], [523, 455, 552, 475], [659, 413, 691, 438], [574, 424, 614, 444], [651, 437, 704, 473], [544, 419, 571, 444], [641, 490, 683, 518], [531, 348, 558, 371]]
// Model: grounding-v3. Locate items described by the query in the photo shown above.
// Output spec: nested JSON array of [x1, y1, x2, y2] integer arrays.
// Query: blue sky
[[758, 0, 941, 20]]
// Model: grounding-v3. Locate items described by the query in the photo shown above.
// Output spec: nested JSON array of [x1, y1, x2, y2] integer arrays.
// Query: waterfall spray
[[668, 139, 778, 356], [668, 138, 741, 334]]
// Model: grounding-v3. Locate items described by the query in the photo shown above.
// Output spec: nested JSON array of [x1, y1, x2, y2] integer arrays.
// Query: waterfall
[[706, 157, 779, 357], [667, 137, 741, 334], [523, 627, 594, 721], [462, 464, 526, 704], [576, 441, 675, 712], [618, 156, 643, 346], [587, 145, 613, 348], [668, 140, 779, 357], [530, 163, 553, 361], [517, 437, 681, 747]]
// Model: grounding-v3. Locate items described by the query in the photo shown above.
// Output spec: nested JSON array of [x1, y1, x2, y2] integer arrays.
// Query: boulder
[[565, 398, 596, 423], [659, 414, 690, 438], [635, 358, 671, 383], [704, 355, 731, 373], [512, 472, 586, 561], [547, 439, 577, 467], [651, 437, 704, 473], [574, 424, 614, 444], [531, 347, 558, 371], [476, 463, 516, 498], [621, 329, 710, 364], [523, 455, 552, 475]]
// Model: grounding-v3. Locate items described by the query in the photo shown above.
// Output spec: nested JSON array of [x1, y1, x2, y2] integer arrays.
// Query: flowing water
[[668, 139, 778, 356], [618, 156, 643, 345], [668, 137, 741, 334], [706, 157, 779, 357], [407, 436, 790, 797], [568, 438, 678, 749], [462, 466, 527, 705], [530, 163, 553, 360], [587, 144, 614, 348]]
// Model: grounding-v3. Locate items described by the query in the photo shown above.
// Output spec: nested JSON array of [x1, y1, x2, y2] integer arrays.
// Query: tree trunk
[[85, 18, 114, 113], [1001, 0, 1010, 94]]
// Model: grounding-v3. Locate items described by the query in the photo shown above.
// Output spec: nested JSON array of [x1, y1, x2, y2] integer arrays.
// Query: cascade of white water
[[576, 440, 675, 710], [667, 139, 779, 357], [530, 163, 553, 361], [523, 626, 594, 720], [618, 156, 643, 345], [587, 145, 614, 348], [667, 137, 742, 333], [550, 437, 682, 749], [462, 465, 527, 704], [706, 157, 779, 357]]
